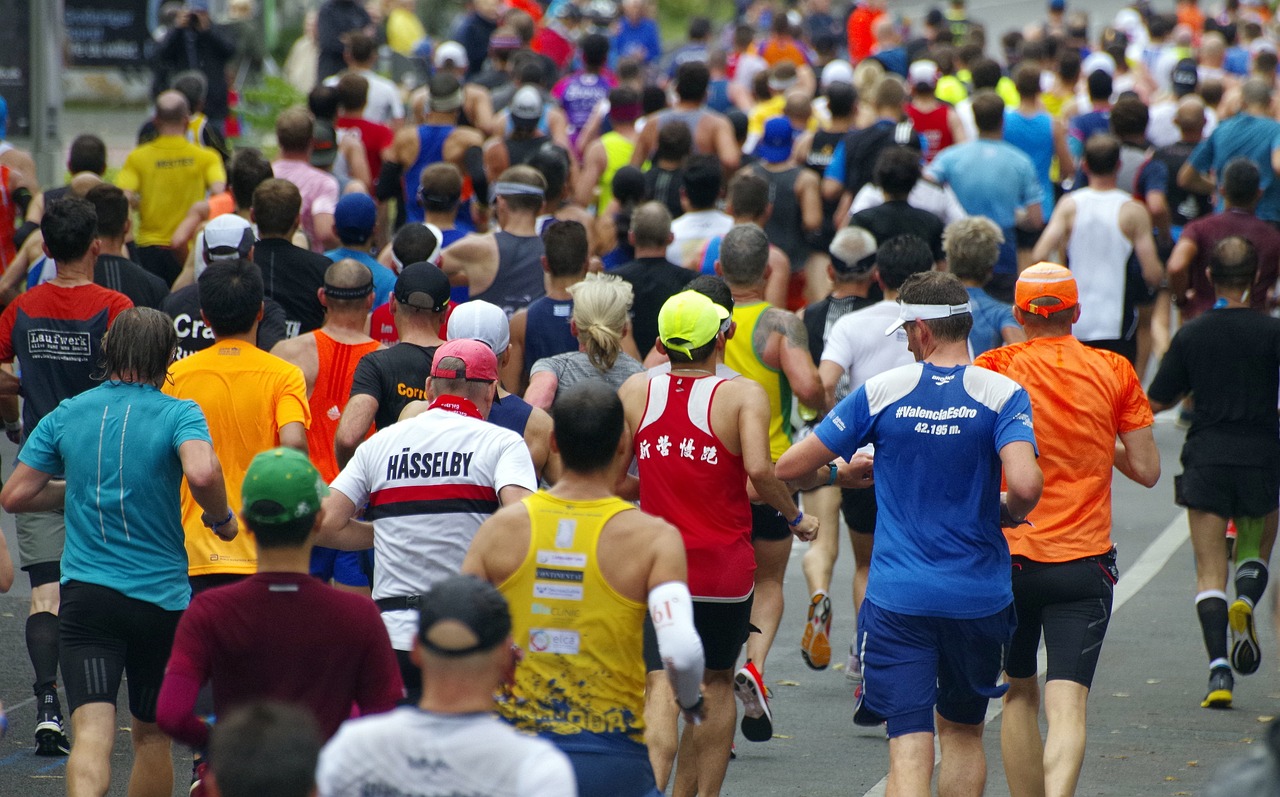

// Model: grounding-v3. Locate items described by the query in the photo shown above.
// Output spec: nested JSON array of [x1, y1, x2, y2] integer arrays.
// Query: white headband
[[883, 302, 972, 336]]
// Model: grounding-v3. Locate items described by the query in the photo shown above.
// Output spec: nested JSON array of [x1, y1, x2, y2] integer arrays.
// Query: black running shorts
[[840, 486, 878, 535], [59, 581, 182, 722], [644, 594, 754, 673], [751, 501, 795, 542], [1175, 464, 1280, 520], [1005, 554, 1116, 687]]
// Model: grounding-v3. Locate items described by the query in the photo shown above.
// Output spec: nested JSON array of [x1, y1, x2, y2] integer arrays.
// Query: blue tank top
[[523, 296, 577, 374], [1002, 110, 1056, 216], [440, 227, 470, 305], [488, 391, 535, 436], [405, 125, 454, 224], [707, 79, 732, 114]]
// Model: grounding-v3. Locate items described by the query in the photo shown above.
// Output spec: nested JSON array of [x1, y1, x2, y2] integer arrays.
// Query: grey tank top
[[658, 108, 710, 152], [473, 231, 547, 317]]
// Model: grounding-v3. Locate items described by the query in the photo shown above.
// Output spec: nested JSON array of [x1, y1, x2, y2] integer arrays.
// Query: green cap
[[241, 447, 329, 526], [658, 290, 730, 357]]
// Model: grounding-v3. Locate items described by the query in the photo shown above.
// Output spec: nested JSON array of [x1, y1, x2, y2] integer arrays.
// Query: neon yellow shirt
[[725, 301, 792, 459]]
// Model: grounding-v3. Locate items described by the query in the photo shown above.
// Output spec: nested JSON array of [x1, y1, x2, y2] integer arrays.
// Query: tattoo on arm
[[762, 309, 809, 350]]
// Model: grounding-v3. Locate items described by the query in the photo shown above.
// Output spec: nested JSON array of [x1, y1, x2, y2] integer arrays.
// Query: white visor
[[884, 302, 972, 336]]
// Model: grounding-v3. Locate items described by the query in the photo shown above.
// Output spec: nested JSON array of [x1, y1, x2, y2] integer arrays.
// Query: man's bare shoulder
[[269, 332, 316, 362], [607, 504, 682, 547], [759, 306, 808, 346]]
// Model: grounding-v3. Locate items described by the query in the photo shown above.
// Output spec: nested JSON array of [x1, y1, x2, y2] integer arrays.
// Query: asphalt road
[[0, 416, 1271, 796]]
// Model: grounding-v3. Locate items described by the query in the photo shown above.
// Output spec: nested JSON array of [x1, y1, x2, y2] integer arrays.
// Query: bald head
[[155, 91, 191, 130], [1174, 96, 1206, 134], [631, 201, 673, 250], [1202, 31, 1226, 64], [784, 89, 813, 120], [68, 172, 104, 198], [326, 258, 373, 289], [322, 259, 375, 310], [1242, 77, 1273, 110]]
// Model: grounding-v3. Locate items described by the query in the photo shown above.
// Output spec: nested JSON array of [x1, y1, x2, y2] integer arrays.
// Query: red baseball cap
[[431, 338, 499, 383]]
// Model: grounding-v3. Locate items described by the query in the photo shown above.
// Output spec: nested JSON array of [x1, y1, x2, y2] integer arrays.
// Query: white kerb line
[[859, 512, 1190, 797]]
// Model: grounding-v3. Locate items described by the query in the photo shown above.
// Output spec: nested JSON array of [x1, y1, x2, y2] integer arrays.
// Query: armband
[[649, 581, 705, 709]]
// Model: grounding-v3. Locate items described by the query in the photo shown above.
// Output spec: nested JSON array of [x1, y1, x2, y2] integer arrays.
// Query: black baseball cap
[[417, 575, 512, 657], [394, 261, 451, 312]]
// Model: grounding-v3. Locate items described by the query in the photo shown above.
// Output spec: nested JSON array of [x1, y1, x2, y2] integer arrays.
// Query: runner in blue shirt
[[778, 270, 1042, 797]]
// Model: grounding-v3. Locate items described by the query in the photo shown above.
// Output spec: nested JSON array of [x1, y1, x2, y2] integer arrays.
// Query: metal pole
[[30, 0, 64, 188]]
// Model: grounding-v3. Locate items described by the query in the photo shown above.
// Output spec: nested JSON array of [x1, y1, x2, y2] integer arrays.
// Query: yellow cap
[[658, 291, 730, 357]]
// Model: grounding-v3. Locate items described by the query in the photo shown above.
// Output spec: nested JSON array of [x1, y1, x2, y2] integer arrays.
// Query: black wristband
[[678, 692, 705, 714]]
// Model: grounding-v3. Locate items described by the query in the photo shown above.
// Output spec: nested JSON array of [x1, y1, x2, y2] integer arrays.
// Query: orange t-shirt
[[975, 335, 1154, 562]]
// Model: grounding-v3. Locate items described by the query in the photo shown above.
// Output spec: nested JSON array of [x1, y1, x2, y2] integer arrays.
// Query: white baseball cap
[[434, 41, 469, 70], [821, 59, 854, 89]]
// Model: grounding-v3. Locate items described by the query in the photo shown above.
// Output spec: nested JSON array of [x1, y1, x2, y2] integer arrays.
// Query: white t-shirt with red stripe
[[330, 399, 538, 650]]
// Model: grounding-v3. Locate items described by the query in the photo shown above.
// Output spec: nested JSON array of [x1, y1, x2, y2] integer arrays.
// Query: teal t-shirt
[[20, 381, 212, 610]]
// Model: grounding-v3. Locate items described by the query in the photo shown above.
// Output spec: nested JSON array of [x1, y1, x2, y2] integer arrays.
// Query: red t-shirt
[[370, 302, 398, 345], [158, 572, 403, 747], [336, 117, 395, 183]]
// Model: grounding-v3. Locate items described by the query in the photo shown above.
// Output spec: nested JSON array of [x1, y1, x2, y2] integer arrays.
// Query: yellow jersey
[[164, 342, 310, 576], [725, 301, 792, 460], [499, 491, 647, 745], [116, 135, 226, 247]]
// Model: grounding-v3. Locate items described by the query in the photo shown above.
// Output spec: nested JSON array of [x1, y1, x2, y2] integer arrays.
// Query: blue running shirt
[[815, 362, 1037, 619]]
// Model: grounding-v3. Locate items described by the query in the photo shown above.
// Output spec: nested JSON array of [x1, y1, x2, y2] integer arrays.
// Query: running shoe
[[34, 691, 70, 756], [800, 592, 833, 670], [190, 760, 210, 797], [1230, 597, 1262, 675], [1201, 665, 1234, 709], [734, 660, 773, 742], [845, 644, 863, 685]]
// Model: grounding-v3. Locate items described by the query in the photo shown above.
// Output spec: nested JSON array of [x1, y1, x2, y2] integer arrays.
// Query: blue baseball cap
[[754, 117, 795, 164], [334, 193, 377, 243]]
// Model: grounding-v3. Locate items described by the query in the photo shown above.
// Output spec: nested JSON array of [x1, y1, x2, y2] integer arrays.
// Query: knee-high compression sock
[[25, 612, 59, 694], [1196, 591, 1230, 667], [1235, 559, 1270, 608], [1234, 516, 1266, 562]]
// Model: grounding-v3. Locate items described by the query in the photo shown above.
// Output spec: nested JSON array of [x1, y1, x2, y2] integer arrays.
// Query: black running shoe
[[34, 691, 70, 756], [1201, 666, 1234, 709]]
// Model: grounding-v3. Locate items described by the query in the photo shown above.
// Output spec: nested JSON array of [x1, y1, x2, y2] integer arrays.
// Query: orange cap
[[1015, 262, 1078, 318]]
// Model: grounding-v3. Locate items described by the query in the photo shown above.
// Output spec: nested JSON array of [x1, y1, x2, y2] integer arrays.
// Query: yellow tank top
[[499, 491, 647, 744], [597, 131, 635, 213], [724, 301, 792, 460]]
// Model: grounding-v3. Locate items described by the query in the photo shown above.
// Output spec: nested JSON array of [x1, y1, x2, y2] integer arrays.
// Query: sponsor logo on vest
[[385, 449, 473, 480], [529, 628, 581, 655], [536, 550, 587, 568]]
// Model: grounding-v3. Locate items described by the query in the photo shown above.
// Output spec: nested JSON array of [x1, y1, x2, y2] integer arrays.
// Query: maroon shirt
[[157, 572, 403, 747], [1180, 208, 1280, 319]]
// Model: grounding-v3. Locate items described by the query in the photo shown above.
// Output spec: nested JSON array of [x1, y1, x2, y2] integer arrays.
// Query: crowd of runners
[[1, 0, 1280, 794]]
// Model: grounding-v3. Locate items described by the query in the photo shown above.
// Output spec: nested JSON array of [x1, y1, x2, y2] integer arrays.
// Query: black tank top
[[752, 163, 808, 272], [506, 135, 550, 167]]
